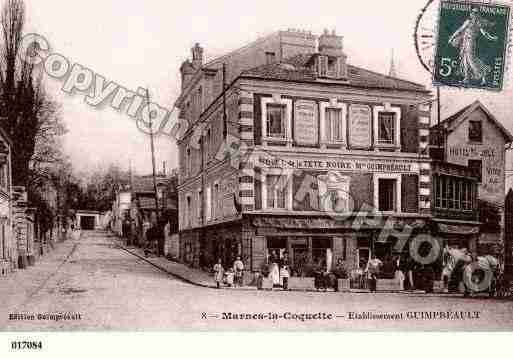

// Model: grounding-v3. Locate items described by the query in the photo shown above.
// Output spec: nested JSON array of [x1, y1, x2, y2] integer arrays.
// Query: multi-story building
[[430, 101, 513, 256], [177, 29, 433, 281], [0, 127, 13, 276]]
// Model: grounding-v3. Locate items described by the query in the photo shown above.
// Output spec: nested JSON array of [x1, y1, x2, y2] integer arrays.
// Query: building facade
[[430, 101, 512, 257], [0, 128, 13, 276], [177, 29, 434, 280]]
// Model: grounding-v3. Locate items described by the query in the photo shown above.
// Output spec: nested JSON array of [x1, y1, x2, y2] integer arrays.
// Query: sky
[[16, 0, 513, 183]]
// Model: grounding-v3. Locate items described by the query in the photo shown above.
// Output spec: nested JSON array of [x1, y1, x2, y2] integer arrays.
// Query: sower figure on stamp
[[449, 7, 498, 85]]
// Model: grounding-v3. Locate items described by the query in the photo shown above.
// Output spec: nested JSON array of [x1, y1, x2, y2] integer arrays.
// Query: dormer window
[[327, 57, 338, 77], [265, 51, 276, 65]]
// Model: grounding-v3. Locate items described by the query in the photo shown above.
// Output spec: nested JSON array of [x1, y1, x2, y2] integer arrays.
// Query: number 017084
[[11, 341, 43, 350]]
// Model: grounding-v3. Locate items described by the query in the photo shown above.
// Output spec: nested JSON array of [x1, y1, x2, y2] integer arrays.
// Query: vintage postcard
[[1, 0, 513, 353]]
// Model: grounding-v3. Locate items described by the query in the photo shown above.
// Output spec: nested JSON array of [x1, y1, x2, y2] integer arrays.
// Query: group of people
[[213, 256, 245, 289], [362, 255, 420, 292]]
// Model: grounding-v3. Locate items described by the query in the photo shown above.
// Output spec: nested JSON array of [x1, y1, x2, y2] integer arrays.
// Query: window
[[373, 105, 401, 148], [197, 86, 203, 112], [261, 97, 292, 143], [0, 164, 6, 189], [327, 57, 337, 77], [205, 186, 212, 221], [197, 189, 202, 222], [213, 183, 219, 218], [266, 104, 286, 138], [186, 195, 192, 227], [320, 101, 346, 145], [318, 55, 328, 77], [206, 128, 211, 158], [186, 147, 191, 177], [468, 160, 482, 182], [378, 112, 396, 145], [469, 120, 482, 142], [378, 178, 397, 212], [266, 175, 287, 209], [265, 51, 276, 65], [325, 108, 343, 142], [434, 175, 474, 211]]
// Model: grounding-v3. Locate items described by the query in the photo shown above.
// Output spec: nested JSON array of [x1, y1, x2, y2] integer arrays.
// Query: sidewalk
[[110, 235, 228, 289], [0, 237, 78, 324]]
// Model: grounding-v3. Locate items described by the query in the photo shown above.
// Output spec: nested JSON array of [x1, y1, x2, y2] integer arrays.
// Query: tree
[[0, 0, 65, 186]]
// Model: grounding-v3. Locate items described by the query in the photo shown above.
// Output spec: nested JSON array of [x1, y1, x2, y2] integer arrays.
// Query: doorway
[[80, 216, 95, 230]]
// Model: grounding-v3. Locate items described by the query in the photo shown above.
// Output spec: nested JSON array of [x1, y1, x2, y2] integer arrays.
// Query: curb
[[116, 244, 217, 289]]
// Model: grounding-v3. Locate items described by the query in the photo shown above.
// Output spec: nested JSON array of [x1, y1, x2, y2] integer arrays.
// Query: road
[[1, 231, 512, 330]]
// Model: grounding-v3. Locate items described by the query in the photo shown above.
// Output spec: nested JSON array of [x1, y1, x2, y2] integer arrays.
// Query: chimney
[[318, 28, 344, 57], [191, 43, 204, 69], [316, 29, 347, 79], [180, 59, 195, 90]]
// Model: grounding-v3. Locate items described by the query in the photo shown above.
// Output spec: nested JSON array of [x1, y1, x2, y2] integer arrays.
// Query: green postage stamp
[[434, 0, 511, 90]]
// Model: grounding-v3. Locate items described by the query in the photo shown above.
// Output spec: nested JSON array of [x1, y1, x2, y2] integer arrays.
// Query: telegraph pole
[[146, 88, 160, 222]]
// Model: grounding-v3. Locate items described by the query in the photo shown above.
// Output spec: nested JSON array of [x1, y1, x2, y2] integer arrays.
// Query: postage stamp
[[434, 0, 511, 90]]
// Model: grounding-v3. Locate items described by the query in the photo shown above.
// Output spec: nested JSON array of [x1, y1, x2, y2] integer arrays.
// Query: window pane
[[267, 104, 285, 138], [378, 112, 395, 144], [441, 177, 447, 208]]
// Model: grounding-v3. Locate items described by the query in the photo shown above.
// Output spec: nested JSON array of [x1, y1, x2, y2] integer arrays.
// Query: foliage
[[0, 0, 66, 187]]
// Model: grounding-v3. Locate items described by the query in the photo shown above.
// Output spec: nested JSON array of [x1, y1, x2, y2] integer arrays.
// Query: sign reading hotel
[[349, 104, 372, 148], [258, 156, 417, 173], [294, 100, 318, 145]]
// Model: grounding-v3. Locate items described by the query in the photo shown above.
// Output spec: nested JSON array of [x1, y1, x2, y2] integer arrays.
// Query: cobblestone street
[[0, 231, 511, 331]]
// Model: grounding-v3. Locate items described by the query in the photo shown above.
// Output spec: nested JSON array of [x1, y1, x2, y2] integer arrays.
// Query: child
[[213, 259, 224, 289], [224, 268, 234, 287], [280, 265, 290, 290]]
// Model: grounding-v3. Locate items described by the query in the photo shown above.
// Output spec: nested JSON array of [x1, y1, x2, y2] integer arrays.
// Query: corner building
[[177, 30, 432, 282]]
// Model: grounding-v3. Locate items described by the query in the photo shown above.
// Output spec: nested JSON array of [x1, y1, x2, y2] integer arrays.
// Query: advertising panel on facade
[[348, 104, 372, 148], [294, 100, 318, 146]]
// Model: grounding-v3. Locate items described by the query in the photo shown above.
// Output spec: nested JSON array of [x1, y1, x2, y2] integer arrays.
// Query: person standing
[[366, 255, 383, 293], [213, 259, 224, 289], [280, 265, 290, 290], [233, 256, 244, 287]]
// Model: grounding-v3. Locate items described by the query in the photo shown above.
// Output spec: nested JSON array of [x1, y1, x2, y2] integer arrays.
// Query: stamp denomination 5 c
[[434, 0, 511, 90]]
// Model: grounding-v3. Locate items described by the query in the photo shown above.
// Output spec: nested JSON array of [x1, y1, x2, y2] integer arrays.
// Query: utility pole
[[145, 88, 160, 223]]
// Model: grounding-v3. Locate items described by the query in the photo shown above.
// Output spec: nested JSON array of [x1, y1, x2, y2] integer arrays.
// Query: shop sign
[[258, 156, 417, 173], [348, 104, 372, 148], [294, 100, 318, 146]]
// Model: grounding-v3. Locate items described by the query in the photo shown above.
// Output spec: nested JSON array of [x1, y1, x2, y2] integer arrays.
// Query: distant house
[[129, 174, 178, 246]]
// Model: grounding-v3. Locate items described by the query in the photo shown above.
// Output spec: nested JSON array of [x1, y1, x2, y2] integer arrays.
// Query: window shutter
[[318, 56, 328, 77], [401, 174, 419, 213]]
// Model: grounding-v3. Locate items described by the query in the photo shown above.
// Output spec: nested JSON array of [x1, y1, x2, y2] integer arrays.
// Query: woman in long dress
[[448, 8, 498, 85], [269, 262, 280, 287]]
